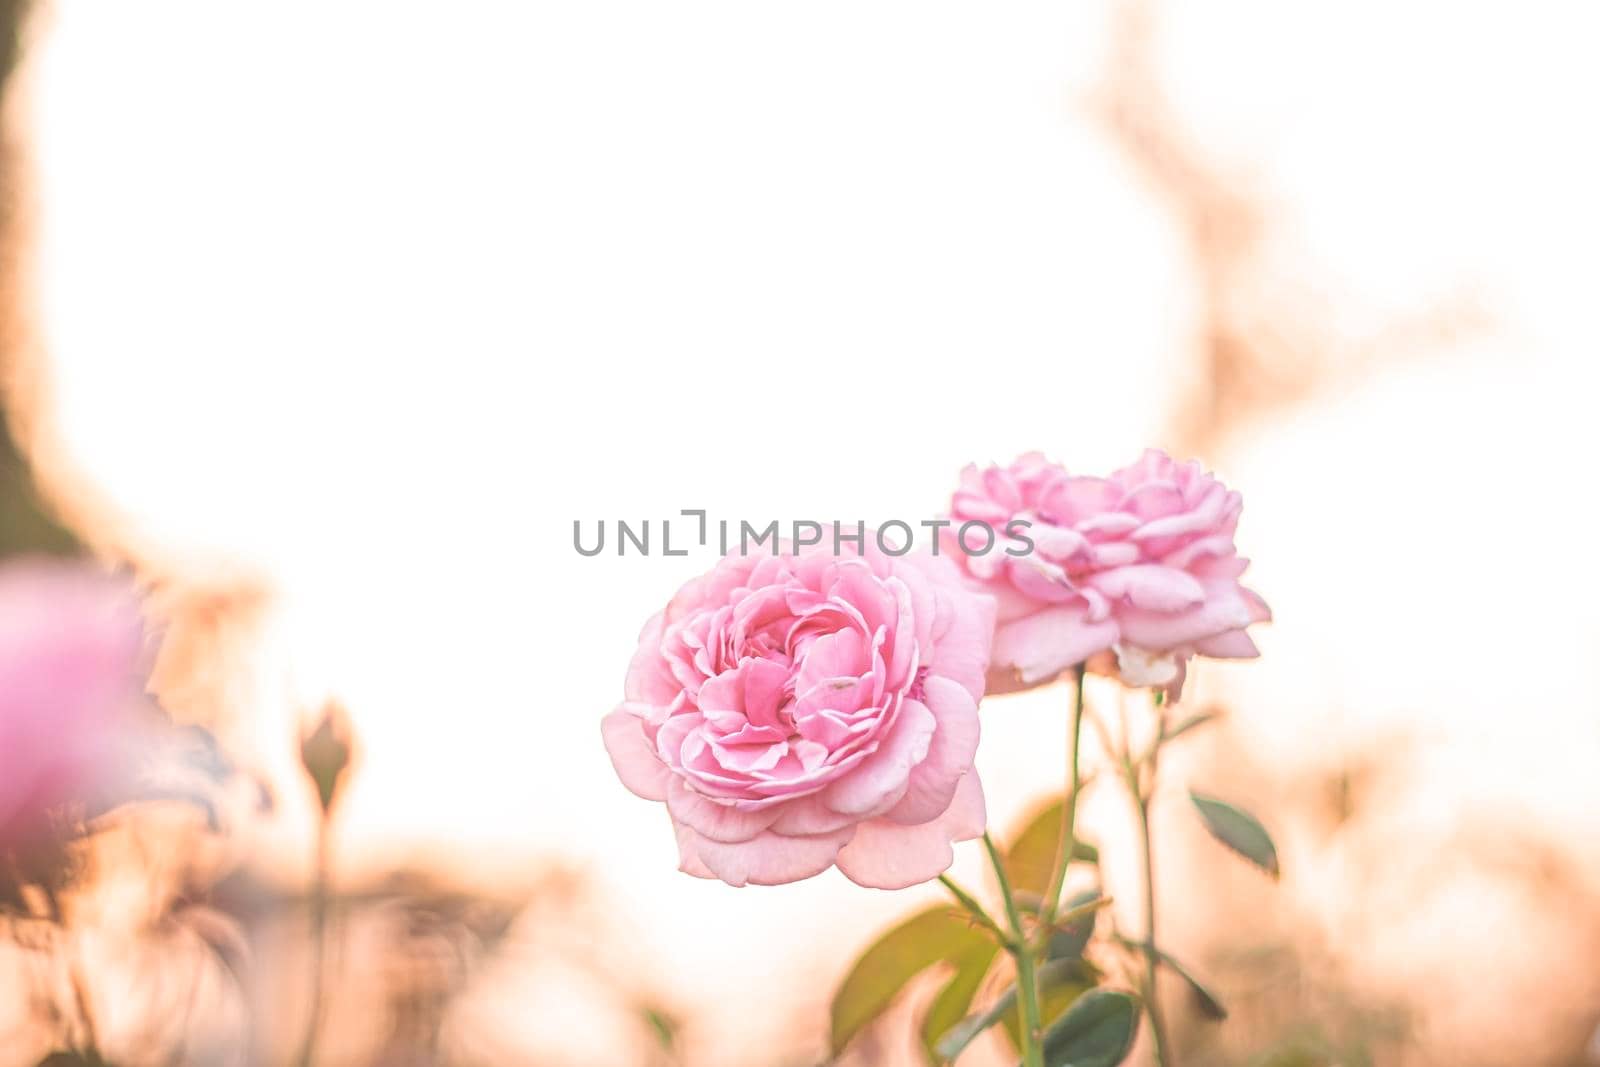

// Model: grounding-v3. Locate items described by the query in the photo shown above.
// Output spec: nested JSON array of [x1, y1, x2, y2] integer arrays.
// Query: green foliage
[[1190, 793, 1279, 878], [0, 414, 80, 558], [35, 1056, 103, 1067], [934, 956, 1090, 1063], [642, 1005, 678, 1051], [933, 893, 1102, 1063], [934, 989, 1010, 1062], [830, 905, 993, 1056], [1045, 888, 1102, 962], [922, 795, 1114, 1063], [1156, 949, 1227, 1021], [1003, 799, 1099, 899], [1001, 964, 1094, 1056], [1037, 989, 1139, 1067], [919, 938, 1000, 1064]]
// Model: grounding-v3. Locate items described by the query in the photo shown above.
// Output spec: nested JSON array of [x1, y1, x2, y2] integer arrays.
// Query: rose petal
[[768, 794, 860, 836], [1192, 629, 1260, 658], [990, 606, 1119, 689], [1113, 644, 1184, 688], [601, 707, 670, 801], [665, 777, 781, 843], [929, 587, 996, 704], [1087, 565, 1206, 613], [821, 698, 935, 816], [834, 773, 986, 890], [1131, 483, 1232, 543], [882, 677, 979, 826], [678, 824, 856, 887], [1114, 582, 1258, 650], [623, 614, 679, 705], [672, 821, 719, 880], [1007, 555, 1080, 605]]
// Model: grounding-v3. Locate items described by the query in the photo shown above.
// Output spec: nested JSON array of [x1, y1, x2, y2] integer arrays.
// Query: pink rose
[[946, 449, 1270, 698], [602, 541, 995, 889], [0, 560, 157, 851]]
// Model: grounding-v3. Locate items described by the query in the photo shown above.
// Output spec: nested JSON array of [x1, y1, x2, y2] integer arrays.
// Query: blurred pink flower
[[946, 449, 1270, 698], [602, 542, 995, 889], [0, 559, 157, 851]]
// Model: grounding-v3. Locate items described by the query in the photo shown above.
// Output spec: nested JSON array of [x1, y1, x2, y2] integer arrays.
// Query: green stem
[[938, 874, 1007, 943], [1052, 894, 1113, 929], [1040, 666, 1088, 928], [294, 812, 332, 1067], [982, 832, 1045, 1067], [1131, 756, 1171, 1066]]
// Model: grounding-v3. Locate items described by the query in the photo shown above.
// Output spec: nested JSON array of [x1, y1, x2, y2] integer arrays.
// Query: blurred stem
[[1054, 893, 1114, 929], [982, 832, 1044, 1067], [1040, 665, 1088, 932], [1130, 698, 1172, 1067], [43, 886, 102, 1064], [294, 812, 332, 1067], [937, 874, 1007, 943], [67, 969, 101, 1065]]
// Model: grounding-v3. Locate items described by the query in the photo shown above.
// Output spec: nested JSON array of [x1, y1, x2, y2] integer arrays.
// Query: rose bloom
[[602, 540, 995, 888], [0, 559, 157, 851], [946, 449, 1270, 698]]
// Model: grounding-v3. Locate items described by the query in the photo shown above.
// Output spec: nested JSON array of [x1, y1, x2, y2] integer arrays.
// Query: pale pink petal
[[1075, 512, 1141, 539], [1121, 481, 1184, 520], [1110, 447, 1172, 487], [681, 824, 856, 887], [1113, 644, 1185, 689], [672, 821, 719, 880], [941, 769, 989, 840], [1029, 522, 1090, 562], [1086, 542, 1141, 569], [929, 587, 996, 704], [988, 581, 1054, 624], [601, 707, 671, 801], [797, 629, 869, 684], [834, 818, 957, 890], [742, 656, 789, 727], [1243, 587, 1273, 623], [834, 774, 986, 890], [696, 669, 746, 714], [981, 467, 1023, 512], [990, 606, 1119, 689], [0, 562, 160, 845], [1087, 565, 1206, 613], [623, 614, 679, 705], [821, 698, 936, 816], [665, 777, 780, 844], [880, 577, 920, 689], [1160, 534, 1238, 570], [1115, 583, 1257, 650], [941, 450, 1267, 699], [607, 532, 1004, 888], [1131, 483, 1231, 542], [953, 493, 1013, 525], [768, 794, 860, 836], [1192, 629, 1260, 658], [1006, 556, 1079, 604], [882, 677, 979, 826], [1043, 476, 1120, 524]]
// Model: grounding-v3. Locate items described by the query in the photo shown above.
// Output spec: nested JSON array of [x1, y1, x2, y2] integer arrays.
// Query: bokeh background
[[2, 1, 1598, 1064]]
